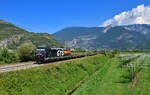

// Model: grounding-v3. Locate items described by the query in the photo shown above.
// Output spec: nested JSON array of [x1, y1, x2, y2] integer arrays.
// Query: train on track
[[35, 47, 71, 64], [35, 47, 97, 64]]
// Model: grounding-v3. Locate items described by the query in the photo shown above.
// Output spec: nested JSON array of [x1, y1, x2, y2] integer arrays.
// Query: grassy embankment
[[0, 54, 110, 95], [72, 55, 150, 95]]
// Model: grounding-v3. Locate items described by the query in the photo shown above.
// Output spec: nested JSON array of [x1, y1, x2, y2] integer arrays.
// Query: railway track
[[0, 62, 41, 73], [0, 54, 97, 73]]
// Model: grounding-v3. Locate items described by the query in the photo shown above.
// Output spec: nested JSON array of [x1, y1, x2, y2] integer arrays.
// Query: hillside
[[0, 20, 63, 49], [53, 24, 150, 50]]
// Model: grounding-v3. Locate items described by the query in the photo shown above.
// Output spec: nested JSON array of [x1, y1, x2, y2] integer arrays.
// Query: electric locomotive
[[35, 47, 71, 64]]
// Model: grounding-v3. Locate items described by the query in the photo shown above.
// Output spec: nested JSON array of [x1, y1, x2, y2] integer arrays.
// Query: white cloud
[[101, 4, 150, 27]]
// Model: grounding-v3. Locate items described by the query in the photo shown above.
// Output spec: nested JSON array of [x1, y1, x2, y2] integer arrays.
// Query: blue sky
[[0, 0, 150, 34]]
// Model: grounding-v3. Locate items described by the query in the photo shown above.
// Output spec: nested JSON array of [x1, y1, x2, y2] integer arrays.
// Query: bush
[[0, 48, 19, 64], [8, 51, 20, 63], [17, 42, 36, 62], [105, 50, 118, 58], [0, 48, 9, 58]]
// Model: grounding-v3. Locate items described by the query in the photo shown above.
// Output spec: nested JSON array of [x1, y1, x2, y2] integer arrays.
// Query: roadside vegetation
[[0, 48, 19, 64], [0, 42, 35, 65], [0, 55, 110, 95], [17, 42, 36, 62], [0, 51, 150, 95]]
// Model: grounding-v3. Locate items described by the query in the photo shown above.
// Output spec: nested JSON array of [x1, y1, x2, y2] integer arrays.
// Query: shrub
[[0, 48, 19, 64], [106, 50, 118, 58], [8, 51, 20, 63], [0, 48, 9, 58], [17, 42, 36, 62]]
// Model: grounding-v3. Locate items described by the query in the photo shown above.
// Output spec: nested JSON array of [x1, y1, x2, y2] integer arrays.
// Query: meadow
[[0, 55, 110, 95], [0, 54, 150, 95]]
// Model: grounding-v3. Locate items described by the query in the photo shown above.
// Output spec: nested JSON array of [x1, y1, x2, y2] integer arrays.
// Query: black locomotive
[[35, 47, 71, 64]]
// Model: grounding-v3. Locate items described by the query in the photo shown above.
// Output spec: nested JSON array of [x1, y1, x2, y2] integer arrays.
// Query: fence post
[[131, 64, 134, 82]]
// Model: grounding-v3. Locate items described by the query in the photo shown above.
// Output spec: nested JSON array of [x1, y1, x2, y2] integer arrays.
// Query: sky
[[0, 0, 150, 34]]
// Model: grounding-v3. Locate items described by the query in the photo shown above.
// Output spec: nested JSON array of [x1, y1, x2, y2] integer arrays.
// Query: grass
[[72, 55, 150, 95], [1, 54, 150, 95], [72, 57, 122, 95], [120, 52, 150, 54], [125, 56, 150, 95], [0, 54, 110, 95]]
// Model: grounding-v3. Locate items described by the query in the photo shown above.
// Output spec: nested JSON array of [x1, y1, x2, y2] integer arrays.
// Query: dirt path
[[130, 70, 142, 88], [0, 62, 43, 73]]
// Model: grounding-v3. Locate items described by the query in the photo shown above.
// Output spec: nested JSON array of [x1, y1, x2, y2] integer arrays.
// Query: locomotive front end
[[35, 48, 46, 64]]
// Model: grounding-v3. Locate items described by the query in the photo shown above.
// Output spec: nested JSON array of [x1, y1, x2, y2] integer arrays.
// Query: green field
[[0, 55, 110, 95], [0, 54, 150, 95], [73, 55, 150, 95]]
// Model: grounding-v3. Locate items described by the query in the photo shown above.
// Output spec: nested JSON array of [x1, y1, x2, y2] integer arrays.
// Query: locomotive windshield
[[36, 49, 46, 54]]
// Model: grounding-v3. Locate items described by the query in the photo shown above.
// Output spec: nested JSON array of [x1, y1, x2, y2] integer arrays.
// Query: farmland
[[73, 54, 150, 95], [0, 54, 150, 95]]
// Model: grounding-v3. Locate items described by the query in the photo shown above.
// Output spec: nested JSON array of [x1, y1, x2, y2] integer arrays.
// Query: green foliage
[[72, 57, 115, 95], [122, 56, 146, 82], [118, 55, 140, 68], [73, 55, 150, 95], [1, 55, 150, 94], [8, 51, 20, 63], [0, 48, 19, 64], [105, 50, 118, 58], [17, 42, 36, 62], [0, 55, 109, 95], [0, 48, 9, 58]]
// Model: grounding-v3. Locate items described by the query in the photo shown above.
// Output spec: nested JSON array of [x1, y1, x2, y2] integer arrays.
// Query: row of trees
[[0, 42, 36, 64]]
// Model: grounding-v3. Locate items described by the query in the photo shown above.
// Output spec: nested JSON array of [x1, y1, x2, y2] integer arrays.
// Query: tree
[[0, 48, 9, 58], [17, 42, 36, 61], [0, 48, 19, 64]]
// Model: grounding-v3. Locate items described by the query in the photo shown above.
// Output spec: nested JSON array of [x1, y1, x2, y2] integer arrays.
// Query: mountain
[[0, 20, 63, 49], [52, 24, 150, 50]]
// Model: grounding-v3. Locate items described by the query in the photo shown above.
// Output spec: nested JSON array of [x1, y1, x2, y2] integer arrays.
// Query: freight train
[[35, 47, 71, 64]]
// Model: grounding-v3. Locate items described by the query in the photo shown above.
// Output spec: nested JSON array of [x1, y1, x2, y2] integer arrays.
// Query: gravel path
[[0, 57, 84, 73], [0, 62, 44, 73]]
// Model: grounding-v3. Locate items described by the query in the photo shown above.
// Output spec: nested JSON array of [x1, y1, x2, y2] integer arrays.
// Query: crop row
[[121, 55, 148, 83], [119, 55, 141, 68], [72, 55, 150, 95]]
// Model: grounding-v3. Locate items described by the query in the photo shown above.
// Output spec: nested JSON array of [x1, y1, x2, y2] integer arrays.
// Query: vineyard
[[73, 54, 150, 95]]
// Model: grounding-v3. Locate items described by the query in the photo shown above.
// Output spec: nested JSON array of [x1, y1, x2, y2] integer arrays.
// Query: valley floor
[[0, 54, 150, 95], [73, 55, 150, 95]]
